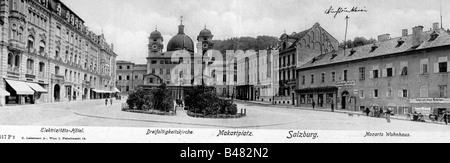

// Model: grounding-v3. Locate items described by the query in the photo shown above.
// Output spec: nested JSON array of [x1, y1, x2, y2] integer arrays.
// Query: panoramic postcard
[[0, 0, 449, 143]]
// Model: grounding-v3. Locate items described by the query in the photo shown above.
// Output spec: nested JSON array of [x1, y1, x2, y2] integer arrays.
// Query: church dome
[[150, 30, 163, 40], [167, 24, 194, 52], [199, 28, 213, 37]]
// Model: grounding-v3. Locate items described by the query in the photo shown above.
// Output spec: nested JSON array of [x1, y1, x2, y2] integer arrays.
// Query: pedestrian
[[312, 100, 316, 109], [444, 111, 449, 125], [365, 107, 370, 116], [331, 102, 335, 112], [110, 98, 113, 105], [386, 108, 392, 123], [379, 108, 384, 118], [105, 98, 108, 106]]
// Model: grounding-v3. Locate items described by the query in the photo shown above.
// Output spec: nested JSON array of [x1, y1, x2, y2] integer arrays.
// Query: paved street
[[0, 99, 449, 131]]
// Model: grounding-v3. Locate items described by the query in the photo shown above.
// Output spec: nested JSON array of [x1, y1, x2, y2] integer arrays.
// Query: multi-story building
[[275, 23, 339, 105], [296, 23, 450, 116], [0, 0, 118, 106], [116, 61, 146, 94], [236, 48, 276, 103]]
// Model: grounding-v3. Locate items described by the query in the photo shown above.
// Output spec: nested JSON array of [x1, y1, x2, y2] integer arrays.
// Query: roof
[[299, 28, 450, 70]]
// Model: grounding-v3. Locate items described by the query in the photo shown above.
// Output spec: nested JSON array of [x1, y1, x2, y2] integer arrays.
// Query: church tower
[[147, 27, 164, 74]]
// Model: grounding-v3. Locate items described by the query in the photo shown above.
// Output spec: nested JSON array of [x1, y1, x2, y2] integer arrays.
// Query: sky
[[61, 0, 449, 64]]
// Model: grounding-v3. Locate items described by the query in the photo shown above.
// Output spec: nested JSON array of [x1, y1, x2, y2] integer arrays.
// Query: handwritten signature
[[325, 6, 368, 18]]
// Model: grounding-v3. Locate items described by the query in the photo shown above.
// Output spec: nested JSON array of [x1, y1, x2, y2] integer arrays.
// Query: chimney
[[412, 25, 424, 48], [433, 22, 440, 30], [378, 34, 390, 42], [402, 29, 408, 37]]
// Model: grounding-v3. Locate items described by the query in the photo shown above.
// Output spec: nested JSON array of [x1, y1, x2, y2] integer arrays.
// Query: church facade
[[117, 21, 226, 100]]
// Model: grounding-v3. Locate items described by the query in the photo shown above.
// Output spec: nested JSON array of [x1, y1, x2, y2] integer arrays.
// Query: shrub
[[126, 88, 152, 110], [185, 85, 237, 116], [126, 84, 173, 112]]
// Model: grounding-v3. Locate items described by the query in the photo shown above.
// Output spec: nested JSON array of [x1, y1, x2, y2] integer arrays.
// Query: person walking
[[105, 98, 108, 106], [379, 108, 384, 118], [312, 100, 316, 110], [386, 108, 392, 123], [444, 111, 449, 125], [365, 107, 370, 116]]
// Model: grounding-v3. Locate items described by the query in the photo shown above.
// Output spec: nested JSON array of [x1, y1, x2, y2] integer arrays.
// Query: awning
[[26, 83, 48, 93], [5, 79, 35, 95], [112, 87, 120, 93], [92, 89, 111, 94], [0, 88, 10, 96]]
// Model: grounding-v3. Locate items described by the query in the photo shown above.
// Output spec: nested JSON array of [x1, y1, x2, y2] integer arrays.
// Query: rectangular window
[[151, 60, 157, 64], [343, 70, 348, 81], [152, 69, 155, 74], [373, 70, 379, 78], [400, 62, 408, 76], [386, 87, 392, 98], [223, 75, 227, 82], [439, 62, 448, 73], [118, 76, 122, 80], [403, 89, 408, 98], [302, 76, 306, 85], [420, 86, 428, 98], [360, 90, 365, 99], [150, 78, 154, 84], [311, 74, 314, 84], [420, 59, 429, 74], [359, 67, 365, 80], [331, 71, 336, 82], [126, 86, 129, 92], [135, 75, 139, 79], [160, 69, 164, 75], [439, 85, 447, 98], [126, 76, 130, 80], [373, 89, 379, 98], [321, 73, 325, 83], [386, 68, 393, 77]]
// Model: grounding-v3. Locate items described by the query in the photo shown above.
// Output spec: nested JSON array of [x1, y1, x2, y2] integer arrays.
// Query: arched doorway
[[54, 84, 61, 102], [342, 91, 350, 110]]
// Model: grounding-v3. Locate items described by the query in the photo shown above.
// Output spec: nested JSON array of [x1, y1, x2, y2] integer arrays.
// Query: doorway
[[342, 91, 350, 110], [54, 84, 60, 102]]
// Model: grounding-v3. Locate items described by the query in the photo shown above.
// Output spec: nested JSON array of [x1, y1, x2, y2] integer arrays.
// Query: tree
[[213, 35, 279, 54], [339, 37, 376, 49], [152, 83, 174, 112]]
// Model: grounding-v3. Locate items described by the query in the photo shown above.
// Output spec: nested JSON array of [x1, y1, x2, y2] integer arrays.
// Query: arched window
[[18, 27, 23, 42], [11, 24, 17, 40], [7, 53, 13, 66], [27, 36, 34, 52], [14, 55, 20, 67], [39, 41, 45, 55], [55, 47, 60, 59]]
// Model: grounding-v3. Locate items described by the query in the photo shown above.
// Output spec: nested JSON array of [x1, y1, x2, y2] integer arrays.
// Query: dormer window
[[349, 49, 356, 56], [312, 57, 318, 63], [330, 53, 338, 60], [429, 31, 439, 42], [370, 44, 378, 52], [396, 38, 405, 47]]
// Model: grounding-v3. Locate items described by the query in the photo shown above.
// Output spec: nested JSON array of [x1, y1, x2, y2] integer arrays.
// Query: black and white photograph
[[0, 0, 450, 145]]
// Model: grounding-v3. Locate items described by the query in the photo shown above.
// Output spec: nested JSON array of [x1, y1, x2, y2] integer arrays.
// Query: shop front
[[5, 79, 37, 105], [296, 86, 338, 111], [0, 87, 10, 107], [410, 98, 450, 116]]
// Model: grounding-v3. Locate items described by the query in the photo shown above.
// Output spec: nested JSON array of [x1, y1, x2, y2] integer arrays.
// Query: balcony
[[8, 40, 25, 53], [7, 65, 20, 76], [26, 69, 35, 75]]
